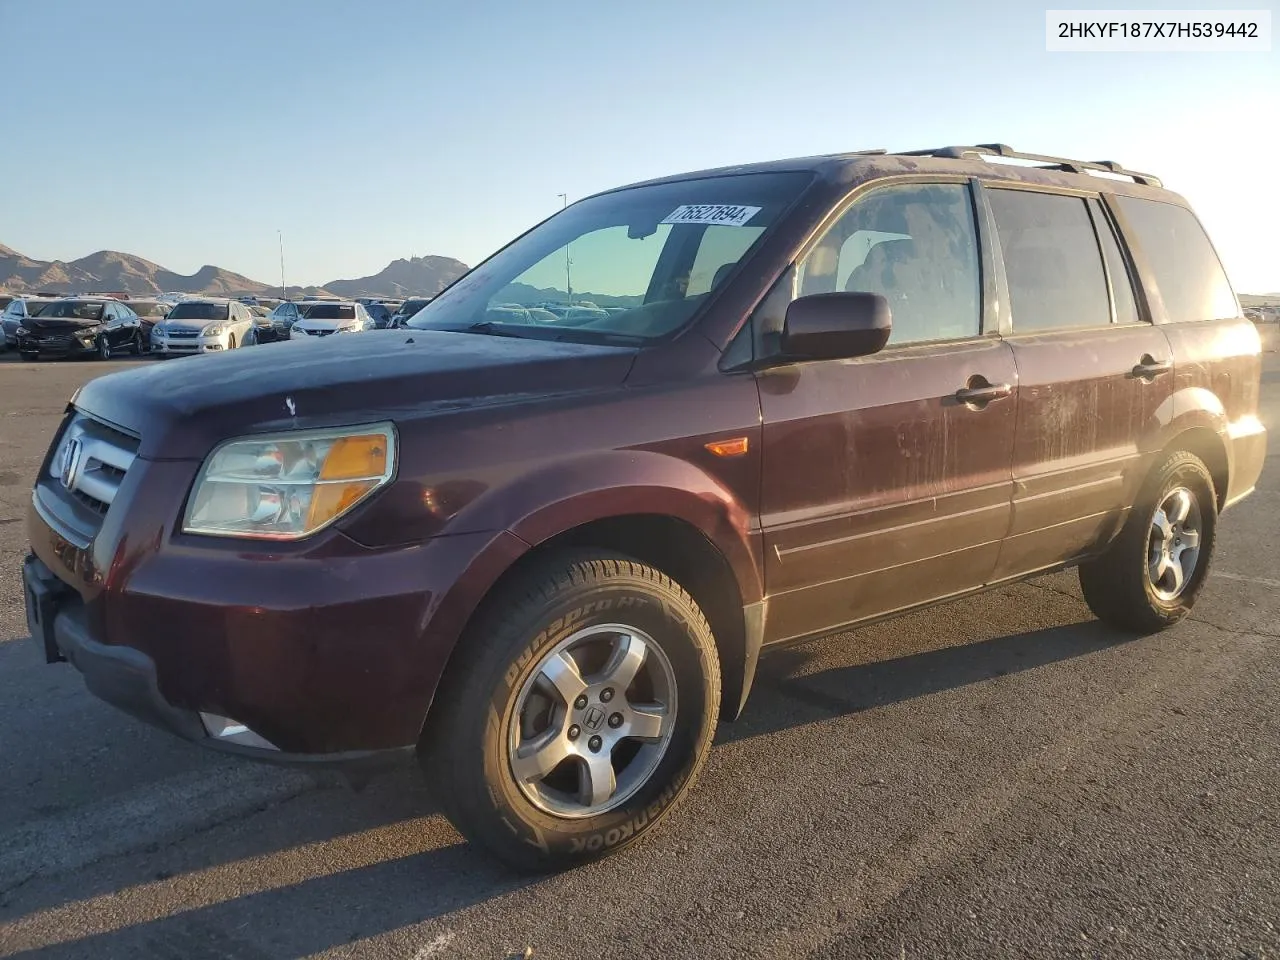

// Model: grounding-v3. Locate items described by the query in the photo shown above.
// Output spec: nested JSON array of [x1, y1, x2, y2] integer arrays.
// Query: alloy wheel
[[507, 623, 678, 819], [1147, 486, 1203, 602]]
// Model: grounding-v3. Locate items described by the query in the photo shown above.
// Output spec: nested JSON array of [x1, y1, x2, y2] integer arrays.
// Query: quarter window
[[1113, 196, 1238, 323], [988, 190, 1110, 333], [796, 182, 982, 345]]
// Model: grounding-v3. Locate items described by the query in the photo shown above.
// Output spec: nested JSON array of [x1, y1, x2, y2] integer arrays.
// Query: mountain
[[0, 243, 469, 299], [323, 256, 469, 299]]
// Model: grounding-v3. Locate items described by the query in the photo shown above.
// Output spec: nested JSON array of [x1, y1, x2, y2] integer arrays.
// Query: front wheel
[[227, 333, 238, 349], [420, 553, 721, 872], [1079, 449, 1218, 633], [96, 337, 111, 361]]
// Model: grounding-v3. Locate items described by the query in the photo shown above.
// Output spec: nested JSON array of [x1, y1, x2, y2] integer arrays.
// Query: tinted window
[[130, 302, 168, 317], [988, 190, 1110, 333], [1114, 196, 1238, 323], [167, 302, 230, 321], [39, 300, 107, 321], [304, 304, 356, 320], [408, 171, 812, 343], [799, 182, 981, 344]]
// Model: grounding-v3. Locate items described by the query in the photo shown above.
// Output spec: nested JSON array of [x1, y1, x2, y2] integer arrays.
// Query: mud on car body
[[24, 143, 1266, 870]]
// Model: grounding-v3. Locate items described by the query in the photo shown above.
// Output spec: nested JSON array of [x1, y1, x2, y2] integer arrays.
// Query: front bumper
[[24, 554, 413, 774], [151, 332, 227, 355], [25, 433, 525, 762], [16, 332, 98, 356]]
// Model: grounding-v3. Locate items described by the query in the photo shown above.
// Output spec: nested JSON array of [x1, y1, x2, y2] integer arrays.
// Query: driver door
[[757, 180, 1018, 643]]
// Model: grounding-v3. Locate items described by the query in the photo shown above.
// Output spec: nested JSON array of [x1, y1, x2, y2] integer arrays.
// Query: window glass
[[304, 304, 356, 320], [40, 300, 107, 321], [1113, 196, 1238, 323], [686, 226, 764, 295], [407, 171, 811, 343], [167, 302, 230, 321], [988, 190, 1110, 332], [797, 182, 981, 345]]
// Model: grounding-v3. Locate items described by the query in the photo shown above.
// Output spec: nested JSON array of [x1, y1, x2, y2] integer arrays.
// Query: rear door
[[758, 180, 1019, 643], [984, 186, 1174, 580]]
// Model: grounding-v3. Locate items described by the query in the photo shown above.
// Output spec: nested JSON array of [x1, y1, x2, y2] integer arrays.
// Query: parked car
[[2, 296, 59, 350], [289, 300, 373, 339], [365, 302, 395, 329], [252, 300, 309, 343], [126, 299, 170, 343], [389, 297, 432, 327], [15, 297, 144, 360], [21, 144, 1266, 873], [150, 298, 255, 356]]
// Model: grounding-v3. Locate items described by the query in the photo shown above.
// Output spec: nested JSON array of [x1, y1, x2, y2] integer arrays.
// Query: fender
[[416, 448, 766, 725]]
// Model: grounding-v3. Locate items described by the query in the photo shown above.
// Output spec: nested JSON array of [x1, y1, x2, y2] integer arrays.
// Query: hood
[[73, 329, 638, 459], [28, 316, 104, 330]]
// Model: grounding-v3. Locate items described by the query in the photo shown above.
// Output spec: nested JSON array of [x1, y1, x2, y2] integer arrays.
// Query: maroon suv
[[23, 144, 1267, 870]]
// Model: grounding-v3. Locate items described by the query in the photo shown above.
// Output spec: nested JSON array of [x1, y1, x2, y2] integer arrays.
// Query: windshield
[[304, 304, 356, 320], [131, 302, 169, 317], [396, 299, 430, 316], [407, 172, 810, 343], [38, 300, 106, 321], [167, 302, 230, 321]]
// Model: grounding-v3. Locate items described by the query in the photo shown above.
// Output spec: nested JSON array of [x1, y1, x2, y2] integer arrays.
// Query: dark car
[[2, 297, 59, 350], [126, 299, 170, 343], [22, 143, 1267, 872], [16, 297, 144, 360], [252, 300, 309, 343], [388, 297, 432, 327], [365, 302, 394, 329]]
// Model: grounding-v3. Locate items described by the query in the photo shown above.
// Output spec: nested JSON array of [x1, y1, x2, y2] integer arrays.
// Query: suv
[[21, 144, 1267, 871]]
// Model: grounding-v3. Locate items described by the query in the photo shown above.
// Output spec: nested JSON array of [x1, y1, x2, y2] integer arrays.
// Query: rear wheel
[[131, 330, 146, 355], [1079, 450, 1217, 633], [420, 552, 721, 872]]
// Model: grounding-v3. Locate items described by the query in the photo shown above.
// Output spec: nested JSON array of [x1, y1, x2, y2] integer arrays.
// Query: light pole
[[557, 193, 571, 306], [278, 230, 287, 298]]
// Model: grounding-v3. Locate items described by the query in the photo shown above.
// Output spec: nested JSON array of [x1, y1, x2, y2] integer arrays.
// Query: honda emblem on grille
[[59, 437, 83, 490]]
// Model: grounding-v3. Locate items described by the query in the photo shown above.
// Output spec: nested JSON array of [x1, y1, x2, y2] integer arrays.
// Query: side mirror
[[779, 292, 891, 362]]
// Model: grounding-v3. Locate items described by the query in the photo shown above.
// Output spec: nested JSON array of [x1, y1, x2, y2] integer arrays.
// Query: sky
[[1, 0, 1276, 291]]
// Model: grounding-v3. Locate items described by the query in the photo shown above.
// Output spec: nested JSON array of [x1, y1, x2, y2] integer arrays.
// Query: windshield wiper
[[461, 321, 534, 339]]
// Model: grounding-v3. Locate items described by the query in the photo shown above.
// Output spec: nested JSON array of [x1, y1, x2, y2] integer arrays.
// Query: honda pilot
[[22, 143, 1266, 871]]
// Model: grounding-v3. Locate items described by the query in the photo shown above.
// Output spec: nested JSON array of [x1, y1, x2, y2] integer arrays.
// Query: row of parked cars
[[0, 293, 435, 361]]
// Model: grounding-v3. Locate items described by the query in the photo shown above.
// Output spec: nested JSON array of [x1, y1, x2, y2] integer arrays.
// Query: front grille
[[33, 335, 77, 348], [47, 413, 140, 521], [166, 329, 201, 339], [308, 329, 334, 337]]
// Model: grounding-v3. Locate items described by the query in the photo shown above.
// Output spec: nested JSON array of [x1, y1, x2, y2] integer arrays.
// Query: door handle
[[1131, 355, 1172, 380], [955, 379, 1013, 406]]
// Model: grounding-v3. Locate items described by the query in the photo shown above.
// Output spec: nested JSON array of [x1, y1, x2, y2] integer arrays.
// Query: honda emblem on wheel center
[[583, 705, 606, 731]]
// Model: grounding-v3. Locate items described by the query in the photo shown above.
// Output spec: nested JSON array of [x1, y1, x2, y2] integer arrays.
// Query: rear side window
[[988, 190, 1110, 333], [1113, 197, 1238, 323]]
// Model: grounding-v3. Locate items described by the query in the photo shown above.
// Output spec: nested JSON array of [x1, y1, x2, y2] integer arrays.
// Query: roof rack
[[897, 143, 1162, 187]]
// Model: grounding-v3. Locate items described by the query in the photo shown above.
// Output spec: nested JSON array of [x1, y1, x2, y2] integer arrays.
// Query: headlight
[[15, 325, 28, 336], [202, 322, 226, 337], [182, 423, 397, 540]]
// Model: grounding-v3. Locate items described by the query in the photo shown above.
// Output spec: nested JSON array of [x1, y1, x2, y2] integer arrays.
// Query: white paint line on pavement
[[0, 762, 316, 889], [411, 931, 457, 958], [1214, 571, 1280, 589]]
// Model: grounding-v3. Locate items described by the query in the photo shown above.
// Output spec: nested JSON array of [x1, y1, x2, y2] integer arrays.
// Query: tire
[[19, 352, 37, 362], [96, 337, 111, 361], [228, 333, 237, 349], [420, 552, 721, 872], [1079, 449, 1218, 633], [132, 330, 146, 355]]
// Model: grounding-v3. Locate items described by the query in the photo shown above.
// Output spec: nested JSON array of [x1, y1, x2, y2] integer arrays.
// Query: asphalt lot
[[0, 348, 1277, 960]]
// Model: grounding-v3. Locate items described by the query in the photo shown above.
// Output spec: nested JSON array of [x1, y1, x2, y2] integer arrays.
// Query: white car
[[289, 301, 374, 340], [151, 298, 255, 356]]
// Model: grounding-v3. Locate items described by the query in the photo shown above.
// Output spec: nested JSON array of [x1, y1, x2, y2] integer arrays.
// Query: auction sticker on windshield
[[661, 204, 761, 227]]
